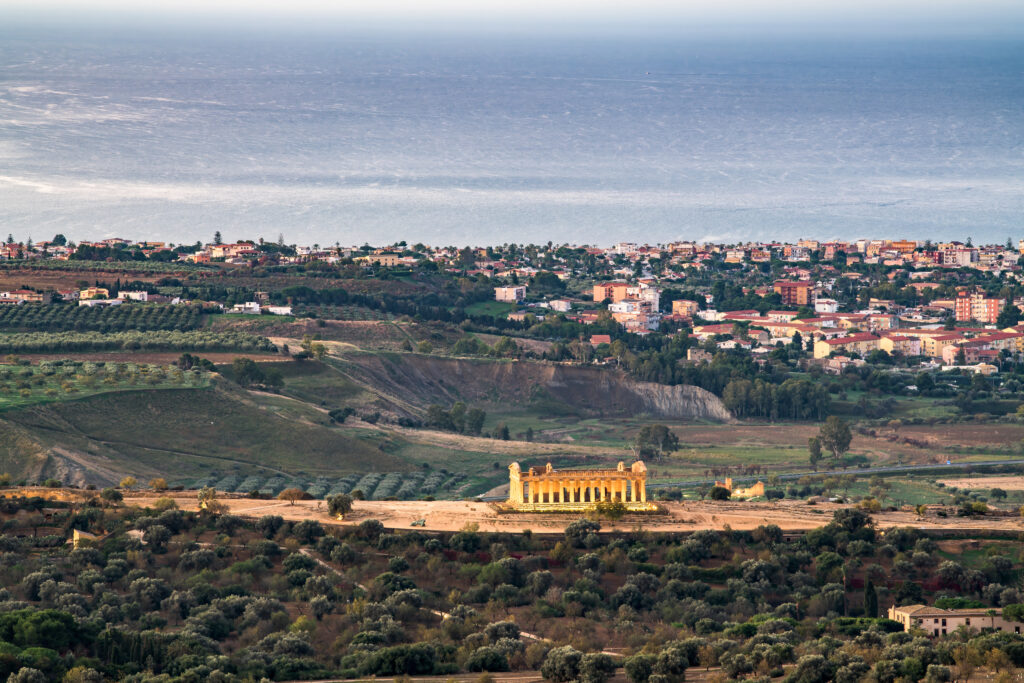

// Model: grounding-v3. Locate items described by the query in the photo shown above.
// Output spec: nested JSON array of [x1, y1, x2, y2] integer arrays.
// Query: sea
[[0, 25, 1022, 247]]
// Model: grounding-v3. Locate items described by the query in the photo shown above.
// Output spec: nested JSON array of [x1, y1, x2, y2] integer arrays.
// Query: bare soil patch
[[123, 493, 1024, 534], [0, 268, 165, 291], [900, 423, 1024, 448], [937, 475, 1024, 491]]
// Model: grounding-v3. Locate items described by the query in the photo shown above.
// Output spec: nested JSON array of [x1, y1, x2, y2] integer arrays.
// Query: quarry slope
[[334, 353, 732, 421]]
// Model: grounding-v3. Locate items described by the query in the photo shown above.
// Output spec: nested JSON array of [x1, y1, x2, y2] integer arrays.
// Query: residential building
[[813, 333, 880, 359], [773, 281, 812, 306], [495, 286, 526, 303], [815, 298, 839, 314], [888, 605, 1024, 637], [955, 291, 1004, 324], [672, 299, 700, 316], [547, 299, 572, 312], [79, 287, 109, 300], [879, 335, 922, 356]]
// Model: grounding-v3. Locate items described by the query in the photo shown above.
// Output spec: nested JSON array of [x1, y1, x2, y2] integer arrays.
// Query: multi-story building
[[773, 281, 813, 307], [494, 286, 526, 303], [889, 240, 917, 254], [672, 299, 700, 316], [879, 335, 922, 356], [955, 290, 1004, 323], [942, 247, 978, 267], [813, 333, 880, 359]]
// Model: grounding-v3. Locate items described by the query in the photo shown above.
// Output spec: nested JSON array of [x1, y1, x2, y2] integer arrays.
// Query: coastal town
[[5, 234, 1024, 376]]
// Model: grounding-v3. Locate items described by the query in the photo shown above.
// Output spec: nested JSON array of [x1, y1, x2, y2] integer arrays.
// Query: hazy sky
[[4, 0, 1024, 35]]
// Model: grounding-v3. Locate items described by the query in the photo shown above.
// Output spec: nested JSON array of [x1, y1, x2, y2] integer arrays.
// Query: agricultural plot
[[0, 360, 210, 411], [295, 304, 395, 321], [189, 471, 464, 499], [0, 303, 204, 333], [0, 329, 275, 354]]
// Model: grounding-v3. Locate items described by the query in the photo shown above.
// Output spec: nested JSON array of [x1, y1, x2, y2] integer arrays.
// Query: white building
[[231, 302, 262, 314], [495, 286, 526, 303], [815, 298, 839, 314]]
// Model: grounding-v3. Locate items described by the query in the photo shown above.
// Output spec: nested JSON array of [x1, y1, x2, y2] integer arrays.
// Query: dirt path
[[123, 494, 1024, 534]]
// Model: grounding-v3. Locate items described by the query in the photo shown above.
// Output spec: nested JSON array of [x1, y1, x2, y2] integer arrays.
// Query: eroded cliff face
[[338, 354, 733, 422]]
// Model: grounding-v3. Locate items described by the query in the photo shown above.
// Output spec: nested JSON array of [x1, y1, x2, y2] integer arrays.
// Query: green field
[[464, 300, 516, 317]]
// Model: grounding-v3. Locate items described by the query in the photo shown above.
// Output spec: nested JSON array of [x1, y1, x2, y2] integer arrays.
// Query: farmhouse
[[888, 605, 1024, 637]]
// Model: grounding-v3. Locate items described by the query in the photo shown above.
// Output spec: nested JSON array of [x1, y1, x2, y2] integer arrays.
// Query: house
[[231, 302, 262, 314], [357, 253, 403, 267], [888, 605, 1024, 637], [589, 334, 612, 347], [686, 348, 713, 364], [495, 286, 526, 303], [547, 299, 572, 312], [6, 289, 46, 303], [265, 305, 293, 316], [79, 287, 109, 300], [815, 299, 839, 315]]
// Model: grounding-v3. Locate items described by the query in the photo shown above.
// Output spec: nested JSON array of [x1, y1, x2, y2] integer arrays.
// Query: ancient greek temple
[[507, 461, 656, 512]]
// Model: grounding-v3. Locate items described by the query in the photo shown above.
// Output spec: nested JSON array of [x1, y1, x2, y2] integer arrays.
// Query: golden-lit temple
[[507, 461, 656, 512]]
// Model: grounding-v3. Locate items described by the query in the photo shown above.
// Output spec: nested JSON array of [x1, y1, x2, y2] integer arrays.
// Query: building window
[[941, 619, 946, 626], [965, 618, 971, 626]]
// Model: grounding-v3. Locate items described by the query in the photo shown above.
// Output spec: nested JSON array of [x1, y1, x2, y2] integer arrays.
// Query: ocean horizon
[[1, 26, 1022, 247]]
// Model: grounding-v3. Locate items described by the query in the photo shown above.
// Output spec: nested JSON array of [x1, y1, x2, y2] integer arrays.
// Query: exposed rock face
[[339, 354, 733, 422]]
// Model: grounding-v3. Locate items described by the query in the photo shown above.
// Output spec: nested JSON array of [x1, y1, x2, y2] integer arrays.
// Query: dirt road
[[123, 494, 1024, 534]]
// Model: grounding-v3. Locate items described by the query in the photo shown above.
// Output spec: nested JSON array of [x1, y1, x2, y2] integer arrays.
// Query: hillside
[[0, 384, 403, 486], [331, 352, 733, 421]]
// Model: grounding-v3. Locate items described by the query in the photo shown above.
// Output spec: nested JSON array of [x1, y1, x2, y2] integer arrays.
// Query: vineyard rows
[[0, 330, 276, 354], [189, 470, 466, 499], [0, 303, 204, 333]]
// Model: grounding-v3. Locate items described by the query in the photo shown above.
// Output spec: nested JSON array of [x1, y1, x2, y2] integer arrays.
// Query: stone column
[[599, 480, 606, 501], [639, 478, 646, 502]]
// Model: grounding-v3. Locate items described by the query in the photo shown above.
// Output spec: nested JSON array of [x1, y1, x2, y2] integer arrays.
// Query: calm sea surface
[[0, 29, 1021, 246]]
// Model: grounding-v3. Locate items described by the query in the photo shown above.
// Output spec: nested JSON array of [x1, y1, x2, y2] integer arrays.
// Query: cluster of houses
[[6, 234, 1024, 373], [483, 237, 1024, 373], [0, 285, 292, 316]]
